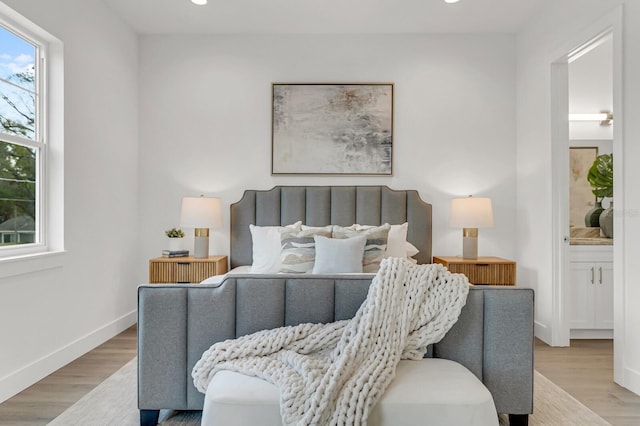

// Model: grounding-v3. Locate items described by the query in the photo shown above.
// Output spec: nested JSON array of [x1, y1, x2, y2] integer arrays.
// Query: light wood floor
[[1, 331, 640, 425], [0, 325, 137, 425], [535, 338, 640, 425]]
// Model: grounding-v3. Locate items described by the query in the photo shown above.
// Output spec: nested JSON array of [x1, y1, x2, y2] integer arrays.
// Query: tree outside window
[[0, 25, 39, 247]]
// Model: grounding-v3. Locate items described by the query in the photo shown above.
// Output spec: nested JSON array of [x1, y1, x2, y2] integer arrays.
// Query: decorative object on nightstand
[[165, 227, 185, 252], [180, 195, 223, 259], [449, 196, 494, 259], [434, 256, 516, 286], [161, 249, 189, 258], [149, 255, 228, 284]]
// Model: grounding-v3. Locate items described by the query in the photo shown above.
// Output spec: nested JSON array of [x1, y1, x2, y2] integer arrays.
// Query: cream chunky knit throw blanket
[[192, 258, 469, 426]]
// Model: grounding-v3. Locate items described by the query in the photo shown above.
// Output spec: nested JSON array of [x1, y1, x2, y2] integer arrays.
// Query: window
[[0, 21, 43, 252]]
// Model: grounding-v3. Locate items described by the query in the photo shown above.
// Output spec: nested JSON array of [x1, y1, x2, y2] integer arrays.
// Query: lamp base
[[462, 228, 478, 260], [194, 228, 209, 259]]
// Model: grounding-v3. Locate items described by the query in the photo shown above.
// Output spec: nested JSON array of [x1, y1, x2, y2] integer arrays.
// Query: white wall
[[517, 0, 640, 394], [0, 0, 139, 402], [569, 37, 613, 140], [139, 34, 518, 264]]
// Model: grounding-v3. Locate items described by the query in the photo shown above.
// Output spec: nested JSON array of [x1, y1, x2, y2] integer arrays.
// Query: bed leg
[[508, 413, 529, 426], [140, 409, 160, 426]]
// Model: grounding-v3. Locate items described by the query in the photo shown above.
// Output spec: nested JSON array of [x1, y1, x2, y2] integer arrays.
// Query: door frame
[[549, 6, 624, 384]]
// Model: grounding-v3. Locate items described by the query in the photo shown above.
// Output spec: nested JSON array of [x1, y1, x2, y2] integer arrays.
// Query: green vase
[[599, 202, 614, 238], [584, 201, 604, 227]]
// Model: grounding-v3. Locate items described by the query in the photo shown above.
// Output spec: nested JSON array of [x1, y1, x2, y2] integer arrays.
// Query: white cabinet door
[[568, 262, 596, 329], [595, 262, 614, 329]]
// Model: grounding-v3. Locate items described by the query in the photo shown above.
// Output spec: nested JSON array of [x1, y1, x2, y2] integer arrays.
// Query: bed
[[137, 186, 533, 425]]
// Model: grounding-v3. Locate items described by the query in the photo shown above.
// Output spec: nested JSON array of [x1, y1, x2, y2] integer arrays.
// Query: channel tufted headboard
[[229, 186, 432, 269]]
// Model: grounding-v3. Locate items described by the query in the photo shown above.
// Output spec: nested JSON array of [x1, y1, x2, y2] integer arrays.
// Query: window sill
[[0, 250, 66, 280]]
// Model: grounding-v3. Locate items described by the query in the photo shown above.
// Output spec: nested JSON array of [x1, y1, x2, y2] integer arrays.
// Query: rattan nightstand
[[433, 256, 516, 286], [149, 255, 228, 284]]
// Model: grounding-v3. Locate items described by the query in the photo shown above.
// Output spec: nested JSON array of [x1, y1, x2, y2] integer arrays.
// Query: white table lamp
[[180, 196, 223, 259], [450, 196, 494, 259]]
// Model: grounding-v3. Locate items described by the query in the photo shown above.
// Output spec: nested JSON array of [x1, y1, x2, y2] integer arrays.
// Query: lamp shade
[[180, 196, 223, 229], [450, 196, 494, 228]]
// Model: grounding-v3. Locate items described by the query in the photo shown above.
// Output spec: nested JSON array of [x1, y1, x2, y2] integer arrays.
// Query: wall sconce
[[180, 195, 223, 259], [569, 111, 613, 126], [450, 196, 494, 260]]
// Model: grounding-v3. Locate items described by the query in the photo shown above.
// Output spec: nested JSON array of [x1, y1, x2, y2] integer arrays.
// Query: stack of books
[[162, 249, 189, 258]]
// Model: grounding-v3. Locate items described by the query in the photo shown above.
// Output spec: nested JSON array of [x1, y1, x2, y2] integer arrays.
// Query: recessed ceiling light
[[445, 0, 460, 3], [191, 0, 207, 5]]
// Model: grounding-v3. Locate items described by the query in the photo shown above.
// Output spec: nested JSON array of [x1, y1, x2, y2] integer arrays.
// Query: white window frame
[[0, 5, 62, 263]]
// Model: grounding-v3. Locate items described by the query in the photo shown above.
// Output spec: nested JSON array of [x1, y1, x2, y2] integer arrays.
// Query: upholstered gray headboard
[[229, 186, 432, 269]]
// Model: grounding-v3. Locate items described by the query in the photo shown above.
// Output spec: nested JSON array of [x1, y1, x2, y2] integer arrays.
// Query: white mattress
[[201, 358, 498, 426], [199, 266, 374, 285], [199, 266, 253, 285]]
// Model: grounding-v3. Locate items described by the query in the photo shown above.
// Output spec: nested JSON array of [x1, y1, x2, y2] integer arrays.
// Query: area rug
[[49, 357, 611, 426]]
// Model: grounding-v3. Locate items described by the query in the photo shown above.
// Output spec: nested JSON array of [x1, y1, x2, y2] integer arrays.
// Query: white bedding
[[199, 265, 375, 285], [199, 265, 252, 285]]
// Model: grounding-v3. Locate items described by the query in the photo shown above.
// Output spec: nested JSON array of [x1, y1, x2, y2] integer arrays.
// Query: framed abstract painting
[[569, 146, 598, 228], [272, 83, 393, 175]]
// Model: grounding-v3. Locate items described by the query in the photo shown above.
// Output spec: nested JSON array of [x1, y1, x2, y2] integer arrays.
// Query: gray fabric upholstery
[[483, 289, 535, 414], [236, 278, 285, 336], [334, 279, 373, 320], [434, 289, 485, 380], [285, 279, 335, 326], [230, 186, 433, 268], [138, 280, 534, 416]]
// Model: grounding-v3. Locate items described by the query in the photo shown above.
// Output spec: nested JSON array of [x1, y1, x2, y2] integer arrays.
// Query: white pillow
[[355, 223, 418, 259], [312, 235, 366, 274], [405, 241, 419, 258], [249, 221, 302, 273]]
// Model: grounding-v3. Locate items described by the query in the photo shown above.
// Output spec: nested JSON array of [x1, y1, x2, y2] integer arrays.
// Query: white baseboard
[[624, 366, 640, 396], [0, 310, 136, 404], [570, 329, 613, 339], [534, 320, 552, 344]]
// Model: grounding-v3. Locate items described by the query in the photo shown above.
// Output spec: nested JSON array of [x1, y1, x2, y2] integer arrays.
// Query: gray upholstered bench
[[201, 359, 499, 426]]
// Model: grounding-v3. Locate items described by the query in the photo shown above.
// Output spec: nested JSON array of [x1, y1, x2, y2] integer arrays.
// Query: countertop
[[570, 227, 613, 245], [570, 237, 613, 245]]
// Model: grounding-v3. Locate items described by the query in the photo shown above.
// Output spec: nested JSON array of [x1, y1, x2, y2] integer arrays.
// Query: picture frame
[[569, 146, 598, 228], [271, 83, 393, 175]]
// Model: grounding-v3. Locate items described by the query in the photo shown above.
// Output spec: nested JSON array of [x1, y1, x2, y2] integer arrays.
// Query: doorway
[[549, 8, 624, 385], [567, 34, 614, 341]]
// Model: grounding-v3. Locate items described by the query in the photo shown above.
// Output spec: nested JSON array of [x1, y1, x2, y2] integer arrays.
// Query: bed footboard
[[137, 276, 533, 422]]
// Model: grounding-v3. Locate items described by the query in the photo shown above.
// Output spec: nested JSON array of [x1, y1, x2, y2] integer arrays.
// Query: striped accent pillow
[[279, 226, 333, 273], [332, 224, 391, 272]]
